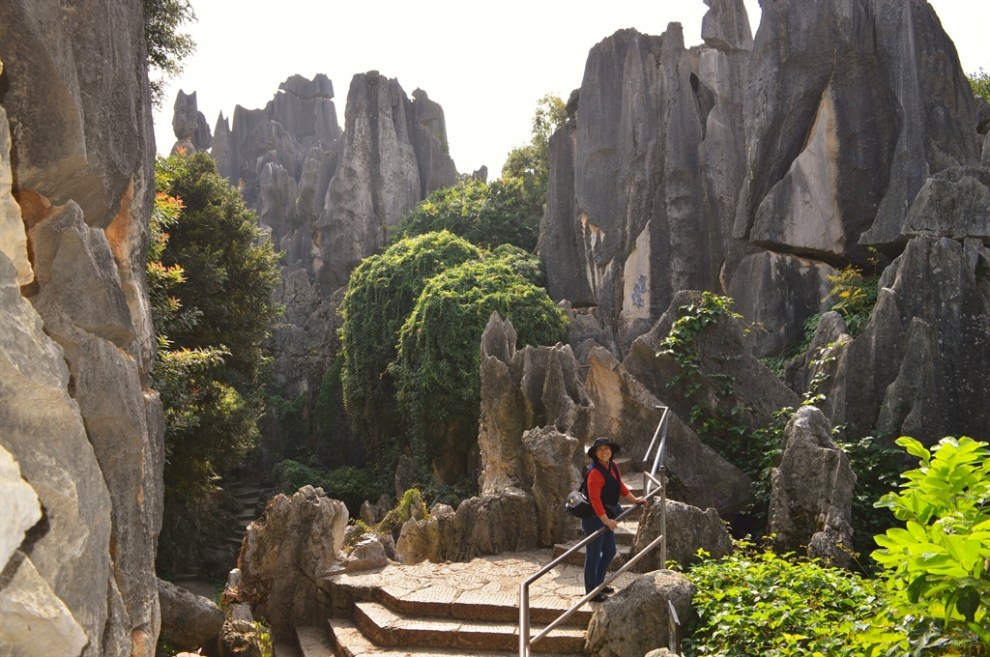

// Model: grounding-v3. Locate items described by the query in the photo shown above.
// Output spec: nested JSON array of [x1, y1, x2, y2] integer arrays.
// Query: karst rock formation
[[1, 0, 988, 653], [1, 1, 163, 655], [540, 0, 989, 445]]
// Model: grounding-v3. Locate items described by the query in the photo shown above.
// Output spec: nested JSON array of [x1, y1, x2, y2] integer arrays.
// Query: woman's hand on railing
[[601, 516, 618, 531]]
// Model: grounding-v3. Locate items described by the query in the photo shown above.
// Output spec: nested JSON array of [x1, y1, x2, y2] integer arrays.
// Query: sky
[[152, 1, 989, 177]]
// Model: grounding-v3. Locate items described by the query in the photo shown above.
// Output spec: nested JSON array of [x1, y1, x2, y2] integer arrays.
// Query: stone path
[[295, 548, 638, 656]]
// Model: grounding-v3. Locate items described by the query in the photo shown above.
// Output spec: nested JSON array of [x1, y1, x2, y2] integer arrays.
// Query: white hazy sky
[[153, 1, 989, 177]]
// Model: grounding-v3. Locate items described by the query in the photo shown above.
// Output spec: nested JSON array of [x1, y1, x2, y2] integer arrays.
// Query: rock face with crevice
[[540, 0, 989, 446], [0, 2, 164, 655]]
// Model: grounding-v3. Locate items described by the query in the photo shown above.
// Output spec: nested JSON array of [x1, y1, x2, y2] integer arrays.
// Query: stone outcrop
[[477, 313, 591, 493], [158, 578, 225, 652], [0, 1, 164, 654], [624, 290, 801, 435], [234, 486, 349, 637], [632, 499, 733, 571], [768, 406, 855, 566], [584, 570, 696, 657]]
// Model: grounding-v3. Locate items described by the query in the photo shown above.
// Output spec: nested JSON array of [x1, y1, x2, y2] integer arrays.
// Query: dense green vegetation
[[390, 94, 565, 253], [339, 231, 482, 479], [392, 257, 568, 481], [332, 95, 568, 497], [143, 0, 195, 105], [149, 153, 281, 572], [684, 542, 888, 656], [684, 436, 989, 656], [340, 231, 567, 491]]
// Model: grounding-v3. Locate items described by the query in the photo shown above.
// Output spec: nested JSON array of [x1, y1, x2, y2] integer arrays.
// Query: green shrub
[[858, 436, 990, 655], [392, 258, 568, 481], [684, 543, 889, 657], [339, 231, 481, 470]]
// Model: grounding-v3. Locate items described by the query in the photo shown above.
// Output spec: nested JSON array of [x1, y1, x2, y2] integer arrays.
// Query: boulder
[[235, 486, 348, 637], [344, 535, 389, 572], [0, 251, 119, 656], [584, 570, 695, 657], [170, 90, 212, 155], [734, 0, 983, 257], [477, 313, 591, 494], [632, 500, 733, 571], [0, 445, 41, 571], [158, 578, 224, 652], [522, 426, 583, 546], [768, 406, 855, 566], [901, 166, 990, 241], [584, 346, 753, 517], [820, 236, 990, 443], [728, 250, 836, 357]]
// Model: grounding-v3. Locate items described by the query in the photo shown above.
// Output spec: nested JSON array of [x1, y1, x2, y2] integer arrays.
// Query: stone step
[[325, 617, 581, 657], [352, 601, 585, 654], [552, 518, 640, 569], [296, 625, 334, 657], [369, 580, 591, 628]]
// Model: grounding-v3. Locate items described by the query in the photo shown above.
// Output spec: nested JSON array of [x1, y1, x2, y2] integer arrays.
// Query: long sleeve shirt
[[586, 461, 630, 519]]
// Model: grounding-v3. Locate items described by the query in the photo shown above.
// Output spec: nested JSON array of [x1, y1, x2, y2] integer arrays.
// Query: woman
[[581, 436, 645, 602]]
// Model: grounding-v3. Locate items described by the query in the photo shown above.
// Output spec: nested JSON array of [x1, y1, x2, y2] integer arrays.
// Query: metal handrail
[[518, 406, 672, 657]]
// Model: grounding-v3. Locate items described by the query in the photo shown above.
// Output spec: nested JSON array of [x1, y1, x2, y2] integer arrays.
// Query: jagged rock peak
[[279, 73, 334, 99], [701, 0, 753, 52]]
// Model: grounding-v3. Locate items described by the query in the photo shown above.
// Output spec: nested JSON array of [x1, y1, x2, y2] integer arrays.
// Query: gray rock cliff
[[0, 1, 164, 654]]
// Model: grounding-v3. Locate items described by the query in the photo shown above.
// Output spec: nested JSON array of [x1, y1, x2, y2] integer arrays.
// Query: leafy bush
[[970, 68, 990, 103], [339, 231, 481, 471], [859, 436, 990, 655], [150, 154, 280, 573], [392, 258, 568, 480], [684, 542, 888, 657], [390, 177, 540, 251]]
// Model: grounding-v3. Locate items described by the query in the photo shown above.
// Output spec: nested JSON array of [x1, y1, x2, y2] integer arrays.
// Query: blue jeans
[[581, 515, 616, 593]]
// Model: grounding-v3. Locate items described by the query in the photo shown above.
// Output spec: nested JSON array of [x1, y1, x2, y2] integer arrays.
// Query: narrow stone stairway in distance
[[290, 550, 637, 656]]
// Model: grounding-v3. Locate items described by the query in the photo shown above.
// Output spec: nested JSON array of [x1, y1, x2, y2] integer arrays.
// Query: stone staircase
[[288, 550, 638, 657], [170, 479, 272, 589]]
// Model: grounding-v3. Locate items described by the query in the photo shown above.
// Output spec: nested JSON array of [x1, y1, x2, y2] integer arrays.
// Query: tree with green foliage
[[391, 176, 541, 251], [861, 436, 990, 655], [391, 257, 568, 483], [149, 153, 281, 572], [500, 94, 566, 227], [143, 0, 195, 105], [969, 68, 990, 103], [392, 94, 566, 254], [339, 231, 482, 474]]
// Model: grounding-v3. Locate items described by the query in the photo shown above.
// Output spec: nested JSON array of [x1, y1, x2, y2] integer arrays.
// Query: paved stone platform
[[314, 548, 638, 656], [328, 548, 636, 619]]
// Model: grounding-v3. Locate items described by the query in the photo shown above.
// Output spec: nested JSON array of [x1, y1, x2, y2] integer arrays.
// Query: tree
[[143, 0, 196, 105], [391, 177, 540, 251], [149, 153, 281, 572], [392, 256, 568, 483], [969, 68, 990, 103], [391, 94, 566, 255], [339, 231, 481, 474], [500, 93, 566, 223]]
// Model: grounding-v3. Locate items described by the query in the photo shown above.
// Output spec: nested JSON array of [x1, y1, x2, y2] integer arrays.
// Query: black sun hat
[[586, 437, 621, 459]]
